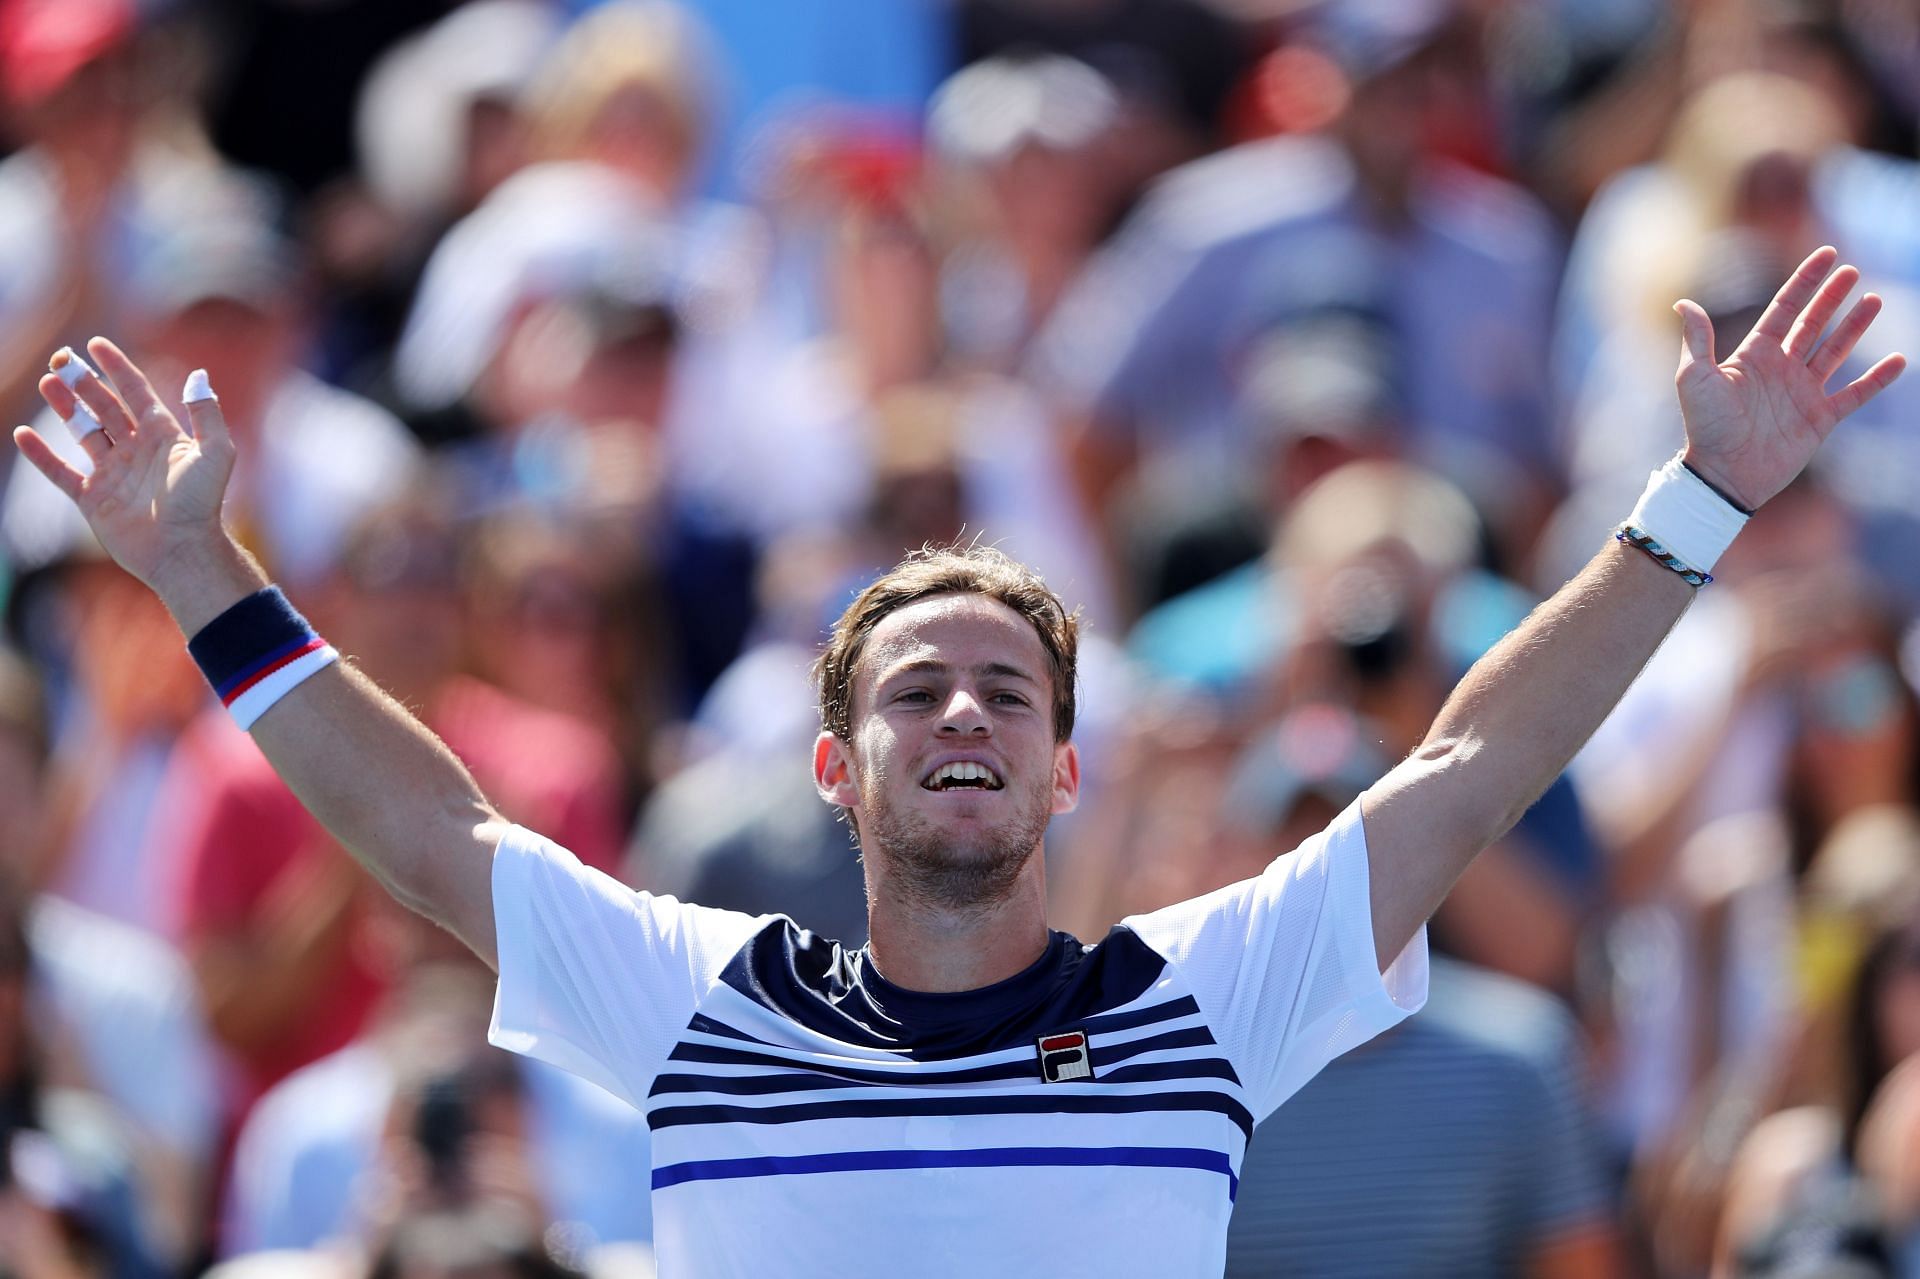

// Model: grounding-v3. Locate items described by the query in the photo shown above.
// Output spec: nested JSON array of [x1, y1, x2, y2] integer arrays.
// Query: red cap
[[0, 0, 135, 107]]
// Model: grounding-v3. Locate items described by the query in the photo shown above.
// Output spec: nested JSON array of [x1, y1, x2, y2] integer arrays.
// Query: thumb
[[180, 369, 233, 456], [1674, 299, 1718, 369]]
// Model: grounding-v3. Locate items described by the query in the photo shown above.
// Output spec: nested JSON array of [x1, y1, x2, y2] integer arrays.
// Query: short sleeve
[[488, 826, 768, 1109], [1123, 800, 1427, 1122]]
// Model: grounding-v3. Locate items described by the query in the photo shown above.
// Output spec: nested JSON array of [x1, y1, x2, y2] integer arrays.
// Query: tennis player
[[13, 248, 1903, 1275]]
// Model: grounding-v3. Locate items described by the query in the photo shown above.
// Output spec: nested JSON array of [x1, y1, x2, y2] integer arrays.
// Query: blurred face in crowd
[[1790, 620, 1918, 825], [12, 50, 141, 179], [831, 209, 941, 390], [1338, 57, 1435, 190], [822, 594, 1079, 910], [137, 295, 299, 433], [987, 140, 1113, 254], [584, 83, 693, 199], [327, 520, 466, 704]]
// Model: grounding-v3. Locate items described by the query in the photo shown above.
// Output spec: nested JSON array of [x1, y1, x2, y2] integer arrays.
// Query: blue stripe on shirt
[[652, 1144, 1240, 1199], [649, 1088, 1256, 1141]]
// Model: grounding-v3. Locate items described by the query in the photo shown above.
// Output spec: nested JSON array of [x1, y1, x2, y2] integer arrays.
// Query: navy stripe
[[686, 1013, 774, 1045], [218, 637, 325, 703], [1083, 995, 1201, 1037], [652, 1144, 1238, 1199], [1096, 1025, 1218, 1067], [649, 1088, 1255, 1141], [655, 1016, 1221, 1094], [1097, 1057, 1239, 1086], [187, 588, 321, 696], [650, 1055, 1240, 1099]]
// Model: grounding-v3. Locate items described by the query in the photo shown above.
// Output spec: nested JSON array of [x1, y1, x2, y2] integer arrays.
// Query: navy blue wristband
[[187, 587, 339, 729]]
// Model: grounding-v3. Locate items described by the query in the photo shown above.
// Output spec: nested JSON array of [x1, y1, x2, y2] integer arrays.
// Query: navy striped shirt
[[489, 800, 1427, 1276]]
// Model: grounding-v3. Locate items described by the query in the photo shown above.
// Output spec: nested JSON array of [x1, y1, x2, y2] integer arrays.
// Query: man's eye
[[992, 693, 1029, 706], [897, 690, 934, 704]]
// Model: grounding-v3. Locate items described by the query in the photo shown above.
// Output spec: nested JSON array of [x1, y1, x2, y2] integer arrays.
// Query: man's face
[[814, 593, 1079, 911]]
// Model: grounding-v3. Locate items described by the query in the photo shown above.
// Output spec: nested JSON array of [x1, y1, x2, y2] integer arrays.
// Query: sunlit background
[[2, 0, 1919, 1275]]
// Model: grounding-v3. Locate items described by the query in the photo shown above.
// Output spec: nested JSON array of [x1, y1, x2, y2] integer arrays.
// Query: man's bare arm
[[13, 339, 504, 967], [1361, 247, 1906, 969]]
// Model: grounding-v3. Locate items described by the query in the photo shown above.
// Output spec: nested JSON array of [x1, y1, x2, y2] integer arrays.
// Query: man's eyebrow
[[879, 659, 1039, 684]]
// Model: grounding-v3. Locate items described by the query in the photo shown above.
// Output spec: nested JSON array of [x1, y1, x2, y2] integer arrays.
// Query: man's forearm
[[1361, 539, 1693, 964], [247, 665, 503, 963], [154, 535, 504, 965]]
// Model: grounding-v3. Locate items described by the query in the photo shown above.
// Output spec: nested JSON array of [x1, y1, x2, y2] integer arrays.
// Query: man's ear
[[814, 732, 860, 810], [1050, 741, 1081, 816]]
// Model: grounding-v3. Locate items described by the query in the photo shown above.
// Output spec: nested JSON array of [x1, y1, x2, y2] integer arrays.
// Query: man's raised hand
[[1673, 246, 1906, 511], [12, 338, 235, 595]]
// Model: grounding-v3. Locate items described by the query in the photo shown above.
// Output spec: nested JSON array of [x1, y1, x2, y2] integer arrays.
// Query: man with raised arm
[[12, 248, 1905, 1275]]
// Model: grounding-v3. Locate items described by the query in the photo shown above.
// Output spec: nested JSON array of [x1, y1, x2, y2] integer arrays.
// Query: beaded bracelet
[[186, 587, 339, 730], [1615, 523, 1713, 588]]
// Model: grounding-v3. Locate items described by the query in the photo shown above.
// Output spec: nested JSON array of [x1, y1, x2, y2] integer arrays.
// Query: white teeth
[[926, 761, 1003, 789]]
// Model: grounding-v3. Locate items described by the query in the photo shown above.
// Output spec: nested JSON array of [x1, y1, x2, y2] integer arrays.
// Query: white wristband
[[1627, 455, 1751, 576]]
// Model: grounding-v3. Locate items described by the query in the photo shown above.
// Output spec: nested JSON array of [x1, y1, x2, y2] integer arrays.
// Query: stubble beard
[[861, 772, 1053, 915]]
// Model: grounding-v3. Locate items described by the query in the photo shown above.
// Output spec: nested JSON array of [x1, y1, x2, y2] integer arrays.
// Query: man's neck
[[862, 855, 1051, 994]]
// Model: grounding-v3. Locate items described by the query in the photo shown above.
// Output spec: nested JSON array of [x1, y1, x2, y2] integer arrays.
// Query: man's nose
[[939, 688, 991, 734]]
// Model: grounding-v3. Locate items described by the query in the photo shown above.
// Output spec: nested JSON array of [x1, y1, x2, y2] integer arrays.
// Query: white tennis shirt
[[489, 800, 1427, 1277]]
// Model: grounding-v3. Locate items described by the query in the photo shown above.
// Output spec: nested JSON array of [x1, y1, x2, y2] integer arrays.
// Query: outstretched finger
[[1807, 293, 1885, 383], [49, 347, 138, 444], [89, 336, 178, 438], [1752, 246, 1840, 342], [179, 369, 231, 455], [1825, 351, 1908, 422], [1674, 299, 1717, 368], [1781, 263, 1859, 362], [11, 425, 87, 501], [38, 372, 113, 467]]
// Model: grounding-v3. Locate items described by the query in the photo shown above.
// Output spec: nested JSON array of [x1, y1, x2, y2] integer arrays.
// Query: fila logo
[[1037, 1030, 1094, 1083]]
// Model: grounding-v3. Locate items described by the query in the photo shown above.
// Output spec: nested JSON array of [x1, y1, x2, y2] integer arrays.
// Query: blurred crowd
[[2, 0, 1920, 1275]]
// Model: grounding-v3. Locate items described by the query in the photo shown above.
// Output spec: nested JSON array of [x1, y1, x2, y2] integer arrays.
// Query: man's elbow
[[1402, 735, 1523, 856]]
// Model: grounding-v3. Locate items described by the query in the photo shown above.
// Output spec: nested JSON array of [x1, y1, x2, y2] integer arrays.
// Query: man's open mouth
[[922, 762, 1005, 791]]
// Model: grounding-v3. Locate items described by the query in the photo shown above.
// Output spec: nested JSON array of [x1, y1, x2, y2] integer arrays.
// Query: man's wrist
[[150, 531, 270, 637], [1678, 448, 1760, 515]]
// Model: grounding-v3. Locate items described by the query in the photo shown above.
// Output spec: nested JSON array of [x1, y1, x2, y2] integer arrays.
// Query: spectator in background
[[391, 0, 736, 425], [0, 0, 222, 425], [928, 55, 1130, 374], [462, 514, 665, 817], [1214, 708, 1618, 1278], [1033, 0, 1563, 592], [0, 181, 419, 941], [0, 545, 205, 936], [0, 874, 166, 1279], [1715, 910, 1920, 1278], [225, 918, 652, 1265], [3, 176, 421, 594], [954, 0, 1247, 168], [315, 1, 568, 395], [1557, 64, 1920, 614], [0, 648, 215, 1272], [156, 496, 625, 1137]]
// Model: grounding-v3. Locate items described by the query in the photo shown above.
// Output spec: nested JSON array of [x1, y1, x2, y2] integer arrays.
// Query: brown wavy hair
[[814, 544, 1079, 745]]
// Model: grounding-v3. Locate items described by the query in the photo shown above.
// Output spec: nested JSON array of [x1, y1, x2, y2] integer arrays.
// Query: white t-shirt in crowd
[[489, 800, 1426, 1278]]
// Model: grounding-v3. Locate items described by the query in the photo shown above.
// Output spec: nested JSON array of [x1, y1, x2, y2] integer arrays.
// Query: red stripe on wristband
[[219, 637, 329, 707]]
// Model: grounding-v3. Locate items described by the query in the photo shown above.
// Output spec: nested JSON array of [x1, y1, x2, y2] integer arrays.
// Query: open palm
[[1675, 246, 1906, 511], [11, 339, 234, 592]]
